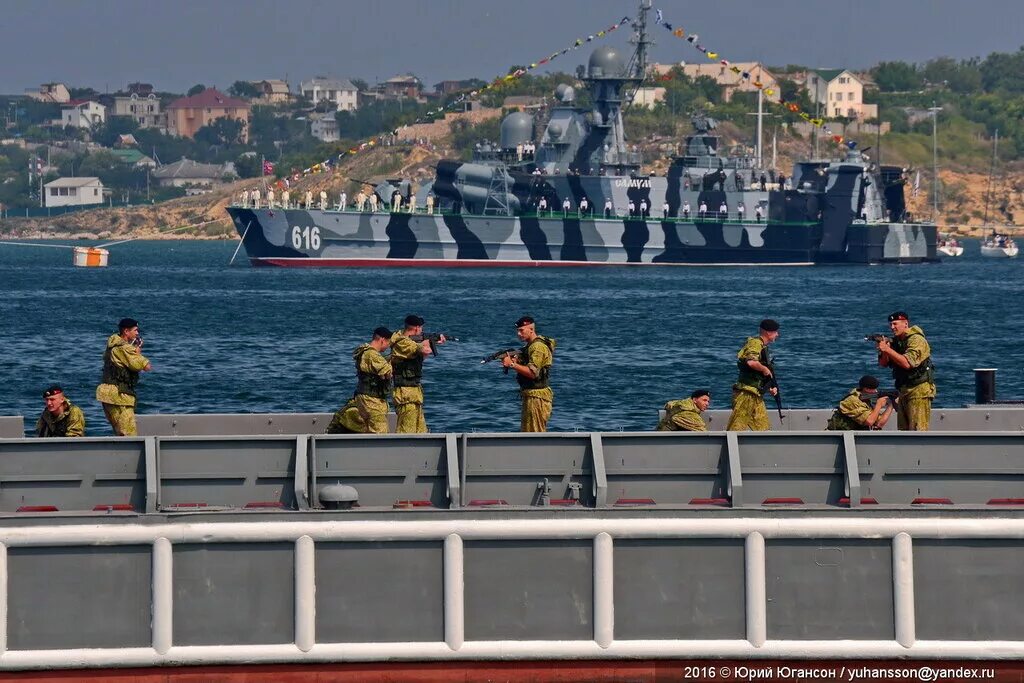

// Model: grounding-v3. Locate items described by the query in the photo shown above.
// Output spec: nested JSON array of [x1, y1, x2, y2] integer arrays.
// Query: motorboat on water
[[938, 235, 964, 257], [980, 233, 1019, 258]]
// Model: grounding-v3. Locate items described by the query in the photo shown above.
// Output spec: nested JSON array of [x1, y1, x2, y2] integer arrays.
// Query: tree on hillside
[[979, 48, 1024, 93], [351, 79, 369, 92], [187, 84, 207, 96], [93, 115, 141, 148], [872, 61, 923, 92], [228, 81, 261, 99], [68, 87, 100, 100], [922, 57, 982, 94], [195, 117, 246, 147]]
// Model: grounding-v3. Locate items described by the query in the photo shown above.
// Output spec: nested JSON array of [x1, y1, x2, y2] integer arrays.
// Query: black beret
[[373, 326, 393, 339], [514, 316, 535, 328], [859, 375, 880, 390], [404, 314, 425, 327], [118, 318, 140, 331], [690, 389, 711, 399], [759, 318, 780, 332], [42, 385, 64, 398], [888, 311, 909, 322]]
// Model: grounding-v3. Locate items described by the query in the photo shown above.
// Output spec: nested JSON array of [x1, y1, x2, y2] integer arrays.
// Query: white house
[[300, 77, 358, 111], [44, 177, 104, 207], [805, 69, 878, 120], [61, 101, 106, 129], [310, 113, 339, 142], [25, 82, 71, 104]]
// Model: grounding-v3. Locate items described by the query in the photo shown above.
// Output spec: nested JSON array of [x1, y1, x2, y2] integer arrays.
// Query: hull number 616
[[291, 226, 321, 250]]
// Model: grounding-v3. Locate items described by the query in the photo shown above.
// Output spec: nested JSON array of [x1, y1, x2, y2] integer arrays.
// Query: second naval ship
[[226, 5, 936, 266]]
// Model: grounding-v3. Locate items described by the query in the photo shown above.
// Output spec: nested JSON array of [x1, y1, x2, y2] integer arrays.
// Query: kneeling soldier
[[825, 375, 894, 431], [327, 327, 393, 434], [36, 385, 86, 437], [657, 390, 711, 432]]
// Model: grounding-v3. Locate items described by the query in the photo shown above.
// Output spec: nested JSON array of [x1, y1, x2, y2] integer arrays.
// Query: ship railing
[[1, 429, 1023, 514], [1, 495, 1024, 665]]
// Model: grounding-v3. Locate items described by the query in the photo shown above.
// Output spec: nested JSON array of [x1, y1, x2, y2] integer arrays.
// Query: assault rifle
[[766, 376, 785, 423], [481, 347, 520, 375], [865, 334, 889, 344], [409, 333, 457, 357]]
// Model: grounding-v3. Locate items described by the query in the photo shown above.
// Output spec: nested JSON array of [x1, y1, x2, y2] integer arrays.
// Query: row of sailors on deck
[[238, 189, 436, 215], [536, 196, 766, 221]]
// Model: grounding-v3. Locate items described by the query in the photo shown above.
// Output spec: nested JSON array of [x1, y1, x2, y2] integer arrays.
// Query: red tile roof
[[166, 88, 250, 110]]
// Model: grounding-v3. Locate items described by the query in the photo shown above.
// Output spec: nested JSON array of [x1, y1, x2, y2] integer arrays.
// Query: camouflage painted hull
[[226, 207, 937, 267]]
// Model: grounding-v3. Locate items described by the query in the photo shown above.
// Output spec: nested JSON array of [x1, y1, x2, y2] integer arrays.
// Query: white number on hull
[[291, 226, 321, 250]]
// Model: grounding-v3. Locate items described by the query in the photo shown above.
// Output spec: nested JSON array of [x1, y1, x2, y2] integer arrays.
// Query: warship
[[226, 6, 935, 267]]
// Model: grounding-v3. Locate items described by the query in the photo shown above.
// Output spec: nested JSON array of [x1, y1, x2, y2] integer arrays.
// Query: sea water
[[1, 239, 1020, 434]]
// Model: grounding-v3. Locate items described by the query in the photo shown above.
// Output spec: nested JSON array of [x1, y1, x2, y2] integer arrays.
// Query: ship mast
[[623, 0, 653, 108]]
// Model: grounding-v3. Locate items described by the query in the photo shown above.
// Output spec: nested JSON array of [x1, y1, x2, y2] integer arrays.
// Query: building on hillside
[[152, 158, 237, 194], [44, 177, 104, 207], [652, 62, 779, 103], [111, 93, 164, 129], [632, 87, 666, 109], [109, 149, 157, 168], [309, 113, 339, 143], [251, 79, 292, 104], [25, 82, 71, 104], [165, 88, 251, 142], [382, 75, 422, 99], [299, 77, 358, 111], [804, 69, 878, 120], [60, 101, 106, 128]]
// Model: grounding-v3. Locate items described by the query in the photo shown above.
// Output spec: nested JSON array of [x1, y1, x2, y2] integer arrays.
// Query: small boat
[[938, 236, 963, 257], [980, 234, 1019, 258]]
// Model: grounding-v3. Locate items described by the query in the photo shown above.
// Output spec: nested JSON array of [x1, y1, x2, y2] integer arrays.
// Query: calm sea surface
[[1, 239, 1021, 434]]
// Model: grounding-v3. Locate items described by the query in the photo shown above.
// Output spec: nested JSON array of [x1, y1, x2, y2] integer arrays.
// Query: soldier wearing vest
[[36, 385, 86, 438], [501, 316, 556, 432], [657, 390, 711, 432], [390, 315, 445, 433], [877, 311, 936, 430], [726, 319, 780, 431], [825, 375, 894, 431], [327, 327, 394, 435], [95, 318, 152, 436]]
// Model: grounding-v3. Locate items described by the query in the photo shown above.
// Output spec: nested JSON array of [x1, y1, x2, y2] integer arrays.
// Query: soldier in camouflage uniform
[[825, 375, 894, 431], [657, 390, 711, 432], [877, 311, 936, 430], [501, 316, 556, 432], [327, 327, 393, 434], [95, 318, 152, 436], [36, 385, 86, 437], [390, 315, 445, 433], [726, 319, 780, 431]]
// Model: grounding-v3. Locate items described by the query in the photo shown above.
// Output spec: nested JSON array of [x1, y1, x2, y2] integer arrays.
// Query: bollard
[[974, 368, 997, 404]]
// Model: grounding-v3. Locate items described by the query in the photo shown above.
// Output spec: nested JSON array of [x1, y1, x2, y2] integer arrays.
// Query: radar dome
[[588, 45, 626, 77], [500, 112, 534, 149]]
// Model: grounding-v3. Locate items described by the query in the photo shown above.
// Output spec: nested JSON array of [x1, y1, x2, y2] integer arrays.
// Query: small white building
[[310, 113, 339, 142], [300, 77, 358, 112], [61, 101, 106, 129], [44, 177, 104, 207]]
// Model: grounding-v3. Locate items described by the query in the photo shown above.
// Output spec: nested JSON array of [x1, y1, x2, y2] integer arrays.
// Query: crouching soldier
[[825, 375, 894, 431], [36, 385, 86, 437], [657, 390, 711, 431]]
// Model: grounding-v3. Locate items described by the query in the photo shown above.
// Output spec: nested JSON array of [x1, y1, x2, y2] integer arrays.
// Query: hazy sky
[[3, 0, 1022, 95]]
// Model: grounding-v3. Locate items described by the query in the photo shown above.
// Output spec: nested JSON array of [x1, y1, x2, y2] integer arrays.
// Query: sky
[[2, 0, 1022, 95]]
